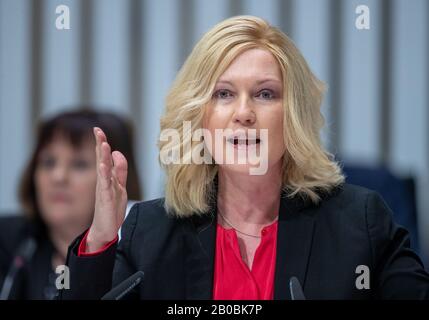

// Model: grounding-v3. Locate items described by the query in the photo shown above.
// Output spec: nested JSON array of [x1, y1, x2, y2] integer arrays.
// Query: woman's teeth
[[230, 138, 261, 145]]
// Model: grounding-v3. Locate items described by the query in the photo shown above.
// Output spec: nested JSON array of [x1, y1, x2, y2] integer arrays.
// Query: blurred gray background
[[1, 0, 428, 264]]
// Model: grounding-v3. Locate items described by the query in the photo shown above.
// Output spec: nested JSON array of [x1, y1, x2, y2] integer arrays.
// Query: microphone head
[[289, 276, 306, 300], [14, 237, 37, 267], [0, 237, 37, 300], [101, 271, 145, 300]]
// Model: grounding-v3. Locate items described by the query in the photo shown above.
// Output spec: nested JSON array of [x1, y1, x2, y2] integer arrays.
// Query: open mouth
[[227, 137, 261, 146]]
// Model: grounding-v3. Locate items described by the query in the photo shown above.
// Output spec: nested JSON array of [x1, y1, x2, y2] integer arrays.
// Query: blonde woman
[[60, 16, 429, 300]]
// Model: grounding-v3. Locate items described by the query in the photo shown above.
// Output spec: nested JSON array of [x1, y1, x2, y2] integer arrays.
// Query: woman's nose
[[51, 165, 69, 184], [232, 96, 256, 126]]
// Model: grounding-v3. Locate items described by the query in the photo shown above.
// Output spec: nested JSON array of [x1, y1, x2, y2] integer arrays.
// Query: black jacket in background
[[60, 184, 429, 300], [0, 216, 58, 299]]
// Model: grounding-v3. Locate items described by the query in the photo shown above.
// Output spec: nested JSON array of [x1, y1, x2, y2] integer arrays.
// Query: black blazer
[[60, 184, 429, 300], [0, 216, 58, 299]]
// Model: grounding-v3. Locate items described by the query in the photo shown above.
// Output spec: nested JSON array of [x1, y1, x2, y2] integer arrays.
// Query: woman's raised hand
[[86, 127, 128, 252]]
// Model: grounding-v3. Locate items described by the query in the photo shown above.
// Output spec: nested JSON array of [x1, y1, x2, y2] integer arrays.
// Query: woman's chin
[[42, 209, 84, 228], [218, 163, 261, 175]]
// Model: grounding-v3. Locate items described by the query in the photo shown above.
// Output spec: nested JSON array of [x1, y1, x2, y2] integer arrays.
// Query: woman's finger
[[94, 127, 107, 158], [96, 127, 107, 143], [100, 142, 112, 169], [94, 127, 100, 168], [94, 128, 107, 168], [98, 141, 113, 190], [98, 162, 111, 190], [112, 151, 128, 188]]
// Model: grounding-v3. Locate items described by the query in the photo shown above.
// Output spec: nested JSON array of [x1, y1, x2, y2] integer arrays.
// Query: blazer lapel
[[274, 193, 317, 300], [184, 200, 217, 299]]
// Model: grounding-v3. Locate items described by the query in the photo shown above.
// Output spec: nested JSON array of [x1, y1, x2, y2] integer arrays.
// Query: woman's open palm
[[86, 127, 128, 252]]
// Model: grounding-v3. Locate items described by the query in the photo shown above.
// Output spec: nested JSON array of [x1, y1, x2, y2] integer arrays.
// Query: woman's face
[[34, 135, 97, 232], [203, 48, 286, 175]]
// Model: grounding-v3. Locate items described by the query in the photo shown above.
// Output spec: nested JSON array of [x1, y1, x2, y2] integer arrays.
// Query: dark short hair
[[19, 109, 142, 224]]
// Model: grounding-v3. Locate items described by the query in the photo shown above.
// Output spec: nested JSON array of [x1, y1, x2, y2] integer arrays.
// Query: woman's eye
[[256, 89, 275, 100], [72, 159, 91, 170], [213, 89, 233, 100], [38, 157, 55, 169]]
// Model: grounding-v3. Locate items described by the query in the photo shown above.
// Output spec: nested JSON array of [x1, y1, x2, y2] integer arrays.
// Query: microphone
[[0, 237, 37, 300], [101, 271, 144, 300], [289, 276, 306, 300]]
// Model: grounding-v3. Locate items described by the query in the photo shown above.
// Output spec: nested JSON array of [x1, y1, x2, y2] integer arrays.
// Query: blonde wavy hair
[[159, 15, 344, 217]]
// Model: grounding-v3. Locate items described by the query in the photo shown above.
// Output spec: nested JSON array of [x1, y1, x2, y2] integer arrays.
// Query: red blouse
[[213, 221, 278, 300]]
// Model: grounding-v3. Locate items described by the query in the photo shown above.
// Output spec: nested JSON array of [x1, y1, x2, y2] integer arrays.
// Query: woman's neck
[[217, 162, 282, 227]]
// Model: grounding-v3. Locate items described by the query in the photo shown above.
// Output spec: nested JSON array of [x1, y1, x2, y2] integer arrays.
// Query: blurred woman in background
[[0, 109, 141, 299]]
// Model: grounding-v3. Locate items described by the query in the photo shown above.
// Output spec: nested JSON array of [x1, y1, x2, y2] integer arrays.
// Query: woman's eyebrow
[[215, 80, 234, 86], [215, 78, 282, 86], [255, 78, 282, 85]]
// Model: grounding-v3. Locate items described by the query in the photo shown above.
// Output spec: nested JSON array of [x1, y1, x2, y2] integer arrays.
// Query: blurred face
[[203, 48, 286, 175], [34, 135, 97, 232]]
